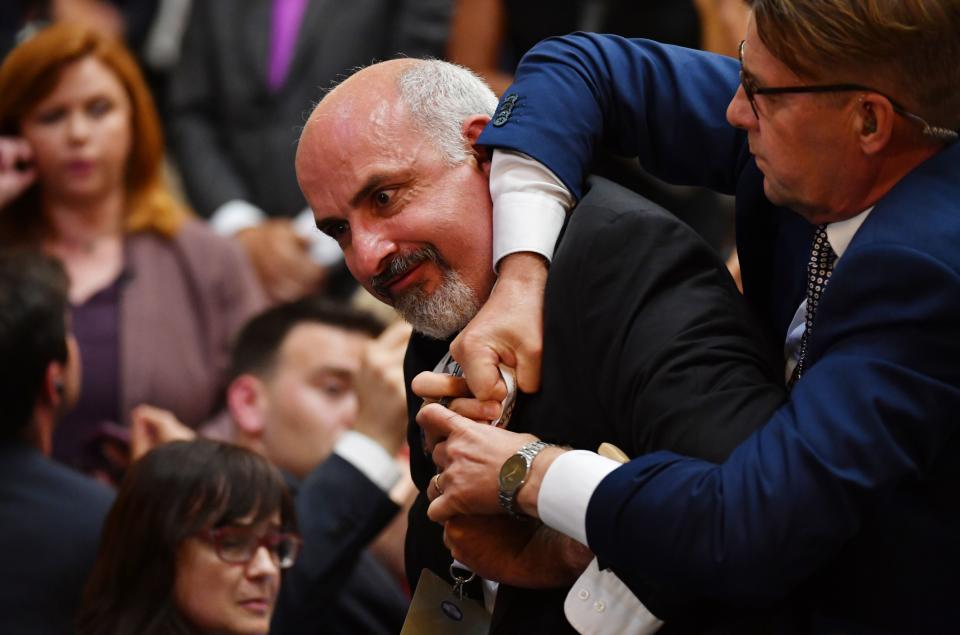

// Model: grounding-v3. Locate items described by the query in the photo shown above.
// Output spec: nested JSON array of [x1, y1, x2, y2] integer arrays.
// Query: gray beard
[[393, 269, 480, 340]]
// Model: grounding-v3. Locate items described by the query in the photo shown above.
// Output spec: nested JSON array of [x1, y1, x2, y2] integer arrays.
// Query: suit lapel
[[283, 0, 332, 92], [242, 0, 272, 92]]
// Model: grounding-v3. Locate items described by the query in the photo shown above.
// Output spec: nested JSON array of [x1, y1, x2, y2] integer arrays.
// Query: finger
[[377, 321, 413, 349], [427, 493, 455, 524], [514, 356, 543, 394], [450, 341, 507, 402], [430, 439, 448, 471], [416, 402, 467, 442], [447, 397, 501, 422], [422, 426, 446, 456], [412, 371, 471, 400], [11, 138, 33, 163]]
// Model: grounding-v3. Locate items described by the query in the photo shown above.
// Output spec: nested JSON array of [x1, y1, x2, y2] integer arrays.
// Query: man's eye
[[320, 382, 349, 398], [374, 189, 396, 207], [319, 220, 349, 240]]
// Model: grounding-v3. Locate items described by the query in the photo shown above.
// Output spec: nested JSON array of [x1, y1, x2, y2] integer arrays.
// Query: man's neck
[[803, 142, 944, 225], [23, 413, 54, 456]]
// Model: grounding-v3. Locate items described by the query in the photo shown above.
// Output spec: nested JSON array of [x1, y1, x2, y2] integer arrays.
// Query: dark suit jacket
[[272, 454, 408, 635], [0, 442, 114, 634], [477, 34, 960, 633], [403, 177, 786, 634], [167, 0, 453, 219]]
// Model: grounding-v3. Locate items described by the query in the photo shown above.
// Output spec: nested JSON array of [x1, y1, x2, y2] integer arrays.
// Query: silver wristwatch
[[498, 440, 551, 517]]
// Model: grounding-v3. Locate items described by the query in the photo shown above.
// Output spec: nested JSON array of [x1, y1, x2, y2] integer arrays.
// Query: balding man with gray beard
[[295, 58, 785, 633]]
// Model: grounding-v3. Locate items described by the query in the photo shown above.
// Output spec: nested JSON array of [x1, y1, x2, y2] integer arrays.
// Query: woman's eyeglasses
[[201, 526, 302, 569]]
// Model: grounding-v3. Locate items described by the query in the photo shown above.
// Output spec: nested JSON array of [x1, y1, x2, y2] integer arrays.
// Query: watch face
[[499, 454, 528, 492]]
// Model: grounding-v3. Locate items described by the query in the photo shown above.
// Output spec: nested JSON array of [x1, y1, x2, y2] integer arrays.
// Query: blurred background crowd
[[0, 1, 748, 633]]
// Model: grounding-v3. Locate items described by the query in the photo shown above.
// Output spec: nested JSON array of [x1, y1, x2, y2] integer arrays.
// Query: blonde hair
[[749, 0, 960, 133], [0, 23, 187, 240]]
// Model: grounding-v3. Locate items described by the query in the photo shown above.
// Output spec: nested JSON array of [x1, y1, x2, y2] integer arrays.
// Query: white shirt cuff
[[293, 207, 345, 266], [209, 199, 267, 236], [538, 449, 620, 547], [565, 558, 664, 635], [332, 431, 401, 493], [490, 150, 573, 268]]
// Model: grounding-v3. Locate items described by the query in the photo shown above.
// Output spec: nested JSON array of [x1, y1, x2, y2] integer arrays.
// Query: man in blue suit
[[0, 251, 114, 634], [419, 1, 960, 633]]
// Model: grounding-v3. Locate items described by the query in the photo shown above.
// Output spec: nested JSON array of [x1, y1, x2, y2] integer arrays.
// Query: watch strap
[[498, 440, 550, 517]]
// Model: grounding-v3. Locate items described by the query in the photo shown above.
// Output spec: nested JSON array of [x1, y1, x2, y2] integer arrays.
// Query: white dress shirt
[[782, 208, 873, 381], [489, 151, 572, 268], [332, 430, 402, 493]]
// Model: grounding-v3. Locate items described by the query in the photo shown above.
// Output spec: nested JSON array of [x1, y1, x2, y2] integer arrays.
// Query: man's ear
[[857, 94, 894, 155], [462, 114, 493, 167], [42, 361, 66, 408], [227, 375, 268, 438]]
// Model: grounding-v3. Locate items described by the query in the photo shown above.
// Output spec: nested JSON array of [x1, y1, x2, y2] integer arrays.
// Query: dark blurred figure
[[0, 250, 114, 635], [167, 0, 453, 303], [1, 0, 160, 59], [447, 0, 748, 259]]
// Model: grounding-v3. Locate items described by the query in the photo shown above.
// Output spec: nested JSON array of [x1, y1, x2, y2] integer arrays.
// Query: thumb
[[416, 402, 466, 439]]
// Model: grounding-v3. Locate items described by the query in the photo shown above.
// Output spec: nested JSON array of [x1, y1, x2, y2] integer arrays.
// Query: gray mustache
[[371, 246, 441, 297]]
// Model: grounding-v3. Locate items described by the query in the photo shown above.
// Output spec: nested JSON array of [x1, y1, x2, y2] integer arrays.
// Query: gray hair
[[397, 59, 499, 164]]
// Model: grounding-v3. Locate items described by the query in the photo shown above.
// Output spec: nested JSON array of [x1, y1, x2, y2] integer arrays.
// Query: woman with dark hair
[[0, 23, 264, 482], [78, 439, 300, 635]]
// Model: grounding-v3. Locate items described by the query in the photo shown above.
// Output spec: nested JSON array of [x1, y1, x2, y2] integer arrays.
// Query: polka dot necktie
[[789, 224, 837, 388]]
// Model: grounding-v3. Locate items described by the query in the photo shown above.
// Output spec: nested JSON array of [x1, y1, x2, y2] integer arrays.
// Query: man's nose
[[351, 225, 397, 279], [726, 84, 755, 131]]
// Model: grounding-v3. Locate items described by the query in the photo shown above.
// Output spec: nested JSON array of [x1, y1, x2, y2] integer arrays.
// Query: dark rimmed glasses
[[200, 526, 302, 569], [737, 40, 958, 141]]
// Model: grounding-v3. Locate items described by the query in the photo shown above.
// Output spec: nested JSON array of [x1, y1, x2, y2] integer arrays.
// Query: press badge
[[400, 568, 491, 635]]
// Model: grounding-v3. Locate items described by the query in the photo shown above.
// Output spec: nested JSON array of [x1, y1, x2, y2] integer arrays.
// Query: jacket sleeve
[[477, 33, 749, 201], [271, 455, 401, 633], [584, 243, 960, 605], [556, 185, 785, 464]]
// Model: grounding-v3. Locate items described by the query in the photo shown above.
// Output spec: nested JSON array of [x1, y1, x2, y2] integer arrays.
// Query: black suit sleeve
[[549, 178, 786, 463], [271, 454, 400, 634]]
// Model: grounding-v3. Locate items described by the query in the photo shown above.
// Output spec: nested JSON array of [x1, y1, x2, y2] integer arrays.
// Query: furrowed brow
[[349, 173, 390, 208]]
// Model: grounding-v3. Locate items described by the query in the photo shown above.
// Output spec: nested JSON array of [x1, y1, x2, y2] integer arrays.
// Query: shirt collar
[[826, 206, 873, 260]]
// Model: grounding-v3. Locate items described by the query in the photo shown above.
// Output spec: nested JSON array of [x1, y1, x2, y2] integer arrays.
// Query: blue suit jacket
[[478, 34, 960, 634]]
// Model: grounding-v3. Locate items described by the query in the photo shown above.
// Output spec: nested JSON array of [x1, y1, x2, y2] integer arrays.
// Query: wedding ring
[[432, 472, 444, 495]]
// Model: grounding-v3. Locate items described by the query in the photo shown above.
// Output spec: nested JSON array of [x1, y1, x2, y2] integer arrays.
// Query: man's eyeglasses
[[737, 40, 958, 141], [201, 526, 302, 569]]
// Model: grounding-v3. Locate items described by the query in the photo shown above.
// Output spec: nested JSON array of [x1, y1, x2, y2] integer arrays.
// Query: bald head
[[298, 59, 498, 186], [294, 59, 499, 339]]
